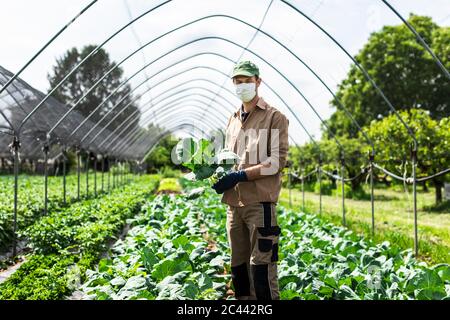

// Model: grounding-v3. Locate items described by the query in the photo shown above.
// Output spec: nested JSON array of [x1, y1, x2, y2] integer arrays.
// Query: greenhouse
[[0, 0, 449, 304]]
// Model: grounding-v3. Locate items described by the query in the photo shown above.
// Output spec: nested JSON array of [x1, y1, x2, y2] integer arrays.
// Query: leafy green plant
[[83, 178, 450, 300], [82, 180, 230, 300], [176, 138, 239, 184], [0, 175, 160, 300]]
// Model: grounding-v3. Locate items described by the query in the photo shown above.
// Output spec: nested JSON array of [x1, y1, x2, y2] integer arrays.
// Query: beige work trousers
[[226, 202, 280, 300]]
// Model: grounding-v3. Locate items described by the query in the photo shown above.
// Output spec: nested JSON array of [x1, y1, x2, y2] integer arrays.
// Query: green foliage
[[156, 178, 181, 193], [314, 180, 334, 196], [83, 179, 450, 300], [145, 133, 180, 172], [0, 255, 76, 300], [0, 175, 160, 300], [324, 15, 449, 138], [331, 184, 370, 200], [177, 138, 239, 182], [289, 136, 368, 191], [157, 166, 180, 178], [82, 180, 230, 300], [0, 173, 110, 250], [365, 109, 450, 203]]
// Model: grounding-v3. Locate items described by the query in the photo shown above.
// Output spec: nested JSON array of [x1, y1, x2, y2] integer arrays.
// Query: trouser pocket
[[252, 202, 280, 265]]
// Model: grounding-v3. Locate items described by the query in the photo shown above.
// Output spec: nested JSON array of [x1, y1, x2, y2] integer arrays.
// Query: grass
[[279, 185, 450, 265]]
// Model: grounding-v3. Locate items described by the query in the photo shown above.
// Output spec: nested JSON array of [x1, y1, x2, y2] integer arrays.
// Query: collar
[[233, 97, 267, 118]]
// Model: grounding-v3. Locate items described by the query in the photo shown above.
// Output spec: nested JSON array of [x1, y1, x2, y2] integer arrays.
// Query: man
[[212, 61, 289, 300]]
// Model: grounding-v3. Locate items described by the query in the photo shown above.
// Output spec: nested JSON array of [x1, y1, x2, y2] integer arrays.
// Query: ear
[[256, 77, 262, 88]]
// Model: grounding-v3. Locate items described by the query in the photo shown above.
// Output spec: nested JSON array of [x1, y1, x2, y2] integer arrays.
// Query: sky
[[0, 0, 448, 146]]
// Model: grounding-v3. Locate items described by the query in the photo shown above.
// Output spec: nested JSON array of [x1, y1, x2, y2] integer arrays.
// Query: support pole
[[43, 143, 49, 215], [121, 160, 124, 186], [108, 157, 111, 192], [77, 147, 81, 201], [369, 151, 375, 237], [301, 167, 305, 212], [412, 147, 418, 256], [86, 151, 89, 197], [129, 162, 132, 183], [288, 161, 292, 208], [341, 155, 346, 226], [113, 159, 117, 188], [101, 155, 105, 193], [94, 156, 97, 197], [11, 136, 20, 257], [122, 161, 125, 186], [318, 157, 322, 216], [62, 146, 67, 205], [119, 161, 122, 186]]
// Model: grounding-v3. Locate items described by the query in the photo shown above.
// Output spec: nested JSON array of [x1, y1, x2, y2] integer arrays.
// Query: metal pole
[[341, 157, 346, 226], [119, 161, 122, 186], [382, 0, 450, 80], [43, 144, 49, 215], [101, 155, 105, 193], [85, 151, 89, 197], [114, 160, 120, 187], [369, 152, 375, 237], [123, 161, 126, 185], [128, 162, 131, 183], [288, 162, 292, 208], [122, 161, 125, 186], [113, 159, 117, 189], [318, 160, 322, 216], [77, 148, 81, 201], [62, 147, 67, 205], [11, 136, 20, 257], [94, 156, 97, 197], [0, 1, 97, 96], [18, 1, 171, 134], [121, 161, 124, 186], [302, 167, 305, 212], [107, 157, 111, 192], [412, 148, 418, 256]]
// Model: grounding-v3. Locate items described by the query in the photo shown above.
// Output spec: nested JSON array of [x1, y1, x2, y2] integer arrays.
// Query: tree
[[289, 136, 368, 191], [144, 133, 180, 172], [365, 109, 450, 204], [47, 45, 141, 139], [324, 15, 449, 139]]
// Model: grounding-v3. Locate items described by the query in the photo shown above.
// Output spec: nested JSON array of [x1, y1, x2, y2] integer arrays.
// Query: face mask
[[235, 82, 256, 102]]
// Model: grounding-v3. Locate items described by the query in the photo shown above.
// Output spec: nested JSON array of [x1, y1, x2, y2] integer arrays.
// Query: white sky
[[0, 0, 448, 145]]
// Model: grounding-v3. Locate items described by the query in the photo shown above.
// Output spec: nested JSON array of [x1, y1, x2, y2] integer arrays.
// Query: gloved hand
[[212, 170, 248, 194]]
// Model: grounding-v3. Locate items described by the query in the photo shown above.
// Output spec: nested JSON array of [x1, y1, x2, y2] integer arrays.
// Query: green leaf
[[142, 247, 159, 271], [110, 276, 126, 287], [183, 281, 200, 299], [121, 276, 147, 291], [198, 273, 213, 291], [280, 289, 301, 300], [151, 259, 192, 281], [432, 264, 450, 282]]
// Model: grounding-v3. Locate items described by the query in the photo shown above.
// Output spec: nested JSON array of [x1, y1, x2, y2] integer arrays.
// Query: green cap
[[232, 60, 259, 78]]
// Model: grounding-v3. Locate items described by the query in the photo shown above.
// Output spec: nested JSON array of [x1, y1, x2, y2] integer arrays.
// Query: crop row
[[0, 175, 160, 300], [82, 181, 231, 300], [85, 179, 450, 300], [0, 172, 119, 250]]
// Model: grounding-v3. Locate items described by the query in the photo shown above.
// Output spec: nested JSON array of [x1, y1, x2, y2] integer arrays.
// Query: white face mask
[[235, 82, 256, 102]]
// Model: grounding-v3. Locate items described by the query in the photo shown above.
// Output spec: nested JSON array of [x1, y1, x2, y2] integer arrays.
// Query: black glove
[[212, 170, 248, 194]]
